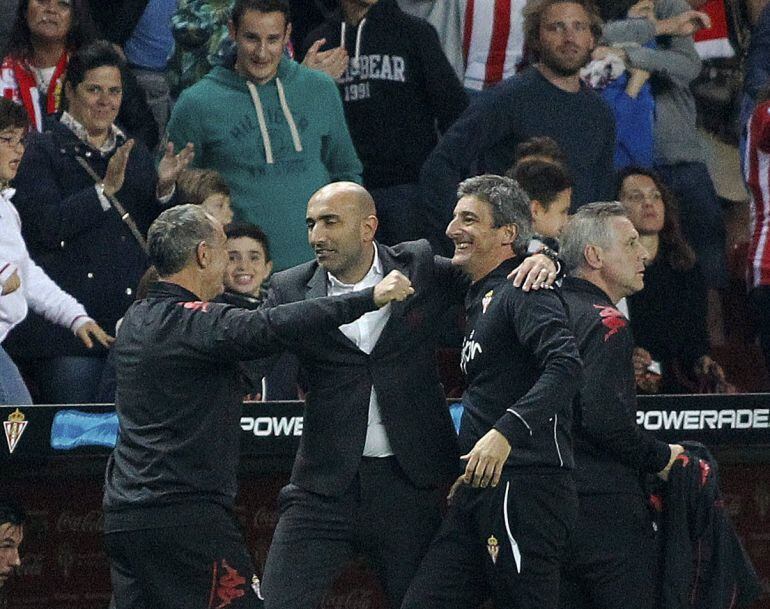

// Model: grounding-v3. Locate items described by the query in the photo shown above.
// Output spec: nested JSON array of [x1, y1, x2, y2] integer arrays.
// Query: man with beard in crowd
[[420, 0, 615, 255]]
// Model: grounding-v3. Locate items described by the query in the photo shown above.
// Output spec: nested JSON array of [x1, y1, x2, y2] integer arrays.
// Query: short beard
[[538, 48, 590, 78]]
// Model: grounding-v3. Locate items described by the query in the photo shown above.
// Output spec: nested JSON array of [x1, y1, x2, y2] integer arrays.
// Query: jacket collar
[[305, 242, 411, 354], [465, 256, 520, 303], [147, 280, 202, 302], [561, 276, 614, 304]]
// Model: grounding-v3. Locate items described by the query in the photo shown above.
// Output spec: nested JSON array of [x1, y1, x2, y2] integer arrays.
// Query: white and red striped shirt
[[744, 100, 770, 288], [462, 0, 526, 91], [693, 0, 734, 59]]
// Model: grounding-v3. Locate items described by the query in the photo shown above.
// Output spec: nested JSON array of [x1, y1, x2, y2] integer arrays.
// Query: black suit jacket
[[265, 240, 464, 496]]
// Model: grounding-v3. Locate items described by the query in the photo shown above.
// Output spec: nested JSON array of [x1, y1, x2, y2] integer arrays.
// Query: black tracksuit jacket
[[458, 258, 582, 471], [103, 281, 376, 531], [560, 277, 671, 495]]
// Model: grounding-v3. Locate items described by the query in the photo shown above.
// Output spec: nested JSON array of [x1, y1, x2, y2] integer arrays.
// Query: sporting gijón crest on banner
[[4, 407, 28, 453]]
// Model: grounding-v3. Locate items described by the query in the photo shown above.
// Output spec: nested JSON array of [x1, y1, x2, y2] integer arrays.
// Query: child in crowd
[[176, 167, 234, 225], [220, 223, 273, 307], [217, 223, 302, 401], [511, 157, 573, 246], [581, 0, 656, 169], [0, 98, 111, 403]]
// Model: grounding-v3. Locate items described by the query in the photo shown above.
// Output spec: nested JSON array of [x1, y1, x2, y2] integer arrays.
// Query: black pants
[[105, 511, 263, 609], [749, 286, 770, 372], [402, 471, 578, 609], [559, 493, 659, 609], [262, 457, 442, 609]]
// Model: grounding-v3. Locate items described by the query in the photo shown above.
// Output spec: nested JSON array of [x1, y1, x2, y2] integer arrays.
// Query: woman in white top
[[0, 97, 111, 404]]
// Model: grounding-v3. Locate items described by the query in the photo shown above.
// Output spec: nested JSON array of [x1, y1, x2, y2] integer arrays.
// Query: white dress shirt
[[327, 243, 393, 457]]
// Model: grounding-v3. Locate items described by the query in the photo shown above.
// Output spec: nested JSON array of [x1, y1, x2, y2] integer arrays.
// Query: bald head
[[309, 182, 377, 219], [306, 182, 379, 283]]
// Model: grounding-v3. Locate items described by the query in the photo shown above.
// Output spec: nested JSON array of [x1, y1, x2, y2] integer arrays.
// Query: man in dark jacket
[[102, 204, 412, 609], [557, 202, 683, 609], [261, 180, 559, 609], [401, 175, 582, 609], [304, 0, 468, 245]]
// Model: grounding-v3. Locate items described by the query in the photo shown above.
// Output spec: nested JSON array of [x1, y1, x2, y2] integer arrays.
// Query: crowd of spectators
[[0, 0, 763, 403]]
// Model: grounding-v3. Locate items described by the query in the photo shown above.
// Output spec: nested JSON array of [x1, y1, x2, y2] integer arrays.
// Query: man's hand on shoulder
[[461, 429, 511, 488], [507, 253, 558, 292], [373, 270, 414, 307]]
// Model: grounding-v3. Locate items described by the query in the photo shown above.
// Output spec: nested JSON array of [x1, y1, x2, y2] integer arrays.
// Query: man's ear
[[227, 19, 237, 41], [584, 243, 603, 270], [530, 199, 545, 221], [501, 223, 517, 247], [284, 21, 293, 45], [362, 214, 379, 242], [196, 241, 209, 268]]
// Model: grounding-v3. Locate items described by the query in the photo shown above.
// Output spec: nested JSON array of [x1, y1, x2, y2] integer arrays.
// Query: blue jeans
[[27, 356, 106, 404], [655, 162, 728, 289], [0, 346, 32, 405]]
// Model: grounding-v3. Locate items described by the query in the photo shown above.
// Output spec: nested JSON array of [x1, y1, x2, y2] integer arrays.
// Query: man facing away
[[102, 204, 411, 609], [304, 0, 468, 245], [557, 202, 683, 609], [401, 175, 583, 609]]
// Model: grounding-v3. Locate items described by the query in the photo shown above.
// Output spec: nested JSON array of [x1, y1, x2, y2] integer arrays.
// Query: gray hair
[[147, 204, 218, 276], [560, 202, 628, 273], [457, 174, 532, 253]]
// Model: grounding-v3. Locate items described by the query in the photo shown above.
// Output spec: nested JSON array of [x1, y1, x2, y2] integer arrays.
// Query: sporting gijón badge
[[4, 408, 28, 453]]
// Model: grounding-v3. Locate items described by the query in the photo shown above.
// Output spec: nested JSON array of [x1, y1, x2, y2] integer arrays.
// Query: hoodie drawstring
[[340, 18, 366, 68], [246, 77, 303, 165], [276, 78, 303, 153]]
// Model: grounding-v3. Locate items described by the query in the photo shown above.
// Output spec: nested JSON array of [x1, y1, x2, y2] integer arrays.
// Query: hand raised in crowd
[[76, 320, 115, 349], [633, 346, 661, 394], [461, 428, 511, 488], [373, 270, 414, 307], [655, 9, 711, 37], [157, 141, 195, 198], [657, 443, 685, 481], [507, 252, 558, 292], [1, 270, 21, 295], [693, 355, 736, 394], [303, 38, 349, 80], [103, 139, 135, 197], [627, 0, 655, 19]]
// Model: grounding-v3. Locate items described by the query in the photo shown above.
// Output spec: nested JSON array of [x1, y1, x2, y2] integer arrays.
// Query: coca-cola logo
[[56, 510, 104, 534]]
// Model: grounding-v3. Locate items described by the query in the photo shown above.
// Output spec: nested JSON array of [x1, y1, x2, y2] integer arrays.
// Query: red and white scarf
[[0, 51, 68, 131]]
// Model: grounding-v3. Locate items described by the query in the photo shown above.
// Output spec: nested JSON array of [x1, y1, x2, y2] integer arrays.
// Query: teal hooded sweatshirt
[[166, 56, 363, 270]]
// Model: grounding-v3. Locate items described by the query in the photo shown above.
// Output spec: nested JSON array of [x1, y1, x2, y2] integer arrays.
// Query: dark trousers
[[262, 457, 442, 609], [105, 511, 264, 609], [401, 471, 578, 609], [749, 286, 770, 370], [559, 493, 659, 609], [655, 162, 728, 289]]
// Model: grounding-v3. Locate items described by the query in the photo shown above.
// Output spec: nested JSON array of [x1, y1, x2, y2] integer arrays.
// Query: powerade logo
[[240, 416, 303, 437], [637, 409, 770, 431]]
